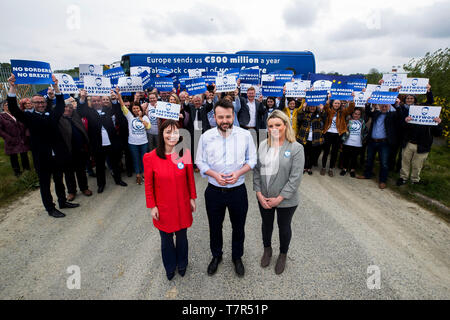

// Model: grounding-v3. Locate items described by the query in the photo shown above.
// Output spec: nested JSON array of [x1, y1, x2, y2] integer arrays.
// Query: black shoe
[[207, 256, 222, 276], [307, 170, 313, 175], [178, 268, 186, 277], [232, 258, 245, 277], [167, 272, 175, 281], [48, 208, 66, 218], [350, 171, 356, 178], [115, 180, 128, 187], [98, 185, 105, 193], [340, 169, 347, 176], [396, 178, 407, 186], [59, 201, 80, 209]]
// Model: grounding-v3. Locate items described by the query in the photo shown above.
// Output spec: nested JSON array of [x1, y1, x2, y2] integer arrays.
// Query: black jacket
[[8, 93, 69, 169], [76, 101, 123, 153], [238, 97, 265, 129], [184, 103, 211, 134], [365, 104, 402, 146]]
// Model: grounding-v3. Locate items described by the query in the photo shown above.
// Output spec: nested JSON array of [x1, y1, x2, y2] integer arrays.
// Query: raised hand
[[8, 74, 17, 94], [52, 75, 60, 94]]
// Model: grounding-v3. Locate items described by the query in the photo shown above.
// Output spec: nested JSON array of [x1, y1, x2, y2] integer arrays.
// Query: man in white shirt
[[196, 99, 257, 277], [146, 92, 159, 151]]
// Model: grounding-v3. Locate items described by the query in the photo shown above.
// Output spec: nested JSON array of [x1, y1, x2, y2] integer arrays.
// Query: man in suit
[[184, 94, 211, 172], [7, 74, 79, 218], [238, 86, 265, 130], [77, 89, 127, 193]]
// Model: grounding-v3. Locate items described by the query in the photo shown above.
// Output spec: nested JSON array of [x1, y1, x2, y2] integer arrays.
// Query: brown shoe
[[275, 253, 287, 275], [136, 175, 142, 185], [379, 183, 386, 189], [194, 168, 200, 173], [356, 175, 369, 179], [328, 169, 334, 177], [260, 247, 272, 268], [320, 168, 326, 176], [81, 189, 93, 196], [67, 193, 76, 201]]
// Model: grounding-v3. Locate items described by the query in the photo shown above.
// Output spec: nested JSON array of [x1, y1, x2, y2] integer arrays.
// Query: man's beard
[[218, 122, 233, 133]]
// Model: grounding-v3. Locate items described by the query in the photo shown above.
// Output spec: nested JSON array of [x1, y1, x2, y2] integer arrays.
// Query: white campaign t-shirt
[[327, 114, 338, 133], [344, 120, 363, 147], [128, 115, 150, 146], [147, 105, 158, 135]]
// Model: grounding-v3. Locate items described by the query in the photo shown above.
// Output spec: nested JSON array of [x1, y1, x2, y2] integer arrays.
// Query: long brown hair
[[156, 119, 183, 159]]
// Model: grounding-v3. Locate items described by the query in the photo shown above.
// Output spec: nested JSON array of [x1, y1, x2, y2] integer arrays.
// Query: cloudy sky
[[1, 0, 449, 74]]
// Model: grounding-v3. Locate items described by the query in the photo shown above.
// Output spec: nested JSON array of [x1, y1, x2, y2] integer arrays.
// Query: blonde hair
[[266, 109, 296, 147]]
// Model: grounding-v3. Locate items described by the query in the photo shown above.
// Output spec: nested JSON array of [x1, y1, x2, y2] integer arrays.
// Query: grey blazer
[[253, 139, 305, 208]]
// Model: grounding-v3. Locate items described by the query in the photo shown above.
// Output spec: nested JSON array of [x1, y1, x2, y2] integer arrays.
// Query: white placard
[[408, 105, 441, 126], [54, 73, 79, 94], [118, 76, 144, 92], [155, 101, 181, 120], [354, 90, 372, 107], [382, 73, 407, 88], [83, 76, 111, 96], [215, 75, 237, 93], [261, 74, 275, 82], [399, 78, 429, 94], [366, 84, 390, 93], [312, 80, 332, 91], [188, 68, 206, 78], [130, 66, 151, 76], [79, 64, 103, 80], [285, 81, 311, 97]]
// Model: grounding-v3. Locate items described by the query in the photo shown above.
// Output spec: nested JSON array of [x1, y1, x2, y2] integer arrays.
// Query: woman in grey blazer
[[253, 110, 305, 274]]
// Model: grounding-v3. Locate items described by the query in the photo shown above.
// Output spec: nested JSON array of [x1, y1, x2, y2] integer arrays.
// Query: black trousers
[[342, 145, 362, 171], [205, 183, 248, 260], [34, 155, 66, 212], [159, 228, 188, 276], [258, 203, 297, 254], [10, 152, 30, 175], [65, 151, 89, 194], [94, 145, 122, 187], [322, 132, 341, 169], [302, 141, 322, 170]]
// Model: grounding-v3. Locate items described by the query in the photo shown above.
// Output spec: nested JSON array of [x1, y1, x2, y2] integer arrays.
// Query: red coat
[[144, 149, 197, 233]]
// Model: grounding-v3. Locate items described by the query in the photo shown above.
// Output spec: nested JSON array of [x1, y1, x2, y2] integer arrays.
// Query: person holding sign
[[195, 99, 257, 278], [296, 101, 326, 175], [7, 74, 80, 218], [144, 120, 197, 280], [321, 94, 355, 177], [116, 88, 151, 185], [77, 89, 128, 193], [253, 110, 304, 274]]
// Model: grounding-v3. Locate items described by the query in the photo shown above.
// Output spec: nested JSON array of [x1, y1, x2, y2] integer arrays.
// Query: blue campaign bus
[[120, 51, 315, 78]]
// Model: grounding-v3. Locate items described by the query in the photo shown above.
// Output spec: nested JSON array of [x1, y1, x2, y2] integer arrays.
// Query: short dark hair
[[214, 99, 234, 114], [156, 119, 183, 159]]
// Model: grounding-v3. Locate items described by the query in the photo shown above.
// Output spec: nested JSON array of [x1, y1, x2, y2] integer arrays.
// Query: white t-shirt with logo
[[128, 115, 150, 146], [147, 105, 158, 135], [344, 120, 363, 147], [327, 114, 338, 133]]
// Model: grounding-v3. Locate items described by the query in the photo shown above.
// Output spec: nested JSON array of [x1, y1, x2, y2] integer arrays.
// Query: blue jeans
[[159, 228, 188, 275], [128, 143, 148, 174], [364, 140, 390, 183]]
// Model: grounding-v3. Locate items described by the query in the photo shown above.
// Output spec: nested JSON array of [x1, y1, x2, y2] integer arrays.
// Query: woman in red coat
[[144, 119, 197, 280]]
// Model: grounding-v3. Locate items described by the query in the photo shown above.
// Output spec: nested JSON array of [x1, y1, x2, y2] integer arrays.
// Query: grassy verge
[[0, 140, 38, 208], [390, 143, 450, 222]]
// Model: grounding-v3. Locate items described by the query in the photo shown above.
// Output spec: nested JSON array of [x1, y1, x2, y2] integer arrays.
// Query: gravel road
[[0, 170, 449, 300]]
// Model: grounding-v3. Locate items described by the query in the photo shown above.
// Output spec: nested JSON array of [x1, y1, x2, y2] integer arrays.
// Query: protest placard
[[154, 78, 174, 92], [262, 80, 285, 97], [399, 78, 429, 94], [285, 81, 310, 97], [79, 64, 103, 80], [366, 84, 390, 93], [224, 68, 240, 78], [330, 83, 354, 100], [130, 66, 151, 76], [83, 76, 111, 96], [202, 71, 218, 85], [268, 70, 294, 82], [382, 73, 407, 88], [11, 60, 53, 85], [54, 73, 78, 94], [156, 67, 173, 77], [354, 90, 371, 107], [185, 77, 207, 95], [312, 80, 332, 91], [215, 75, 237, 93], [239, 69, 260, 85], [155, 101, 181, 120], [408, 105, 441, 126], [139, 71, 153, 90], [305, 90, 328, 106], [104, 67, 126, 86], [188, 68, 206, 78], [347, 78, 367, 91], [367, 91, 399, 104], [73, 77, 84, 89], [118, 76, 143, 92]]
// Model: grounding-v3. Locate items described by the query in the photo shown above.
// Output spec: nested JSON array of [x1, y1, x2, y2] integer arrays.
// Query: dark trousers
[[258, 203, 297, 254], [10, 152, 30, 176], [205, 183, 248, 260], [322, 132, 341, 169], [123, 142, 134, 175], [159, 228, 188, 275], [94, 145, 122, 187], [65, 151, 89, 194], [34, 155, 66, 212], [129, 143, 148, 175], [364, 140, 390, 183], [388, 142, 402, 172], [342, 145, 362, 171], [302, 141, 322, 170]]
